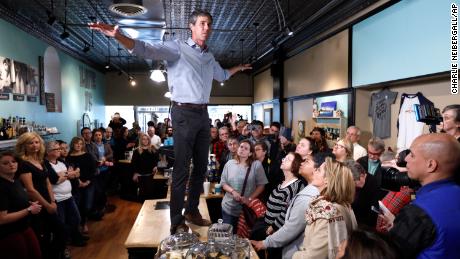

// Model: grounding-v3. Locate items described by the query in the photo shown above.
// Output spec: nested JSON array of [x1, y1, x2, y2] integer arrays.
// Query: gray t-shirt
[[368, 89, 398, 139], [220, 159, 268, 216]]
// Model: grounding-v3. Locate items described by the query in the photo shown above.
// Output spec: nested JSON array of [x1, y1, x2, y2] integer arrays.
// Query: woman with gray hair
[[44, 141, 87, 247]]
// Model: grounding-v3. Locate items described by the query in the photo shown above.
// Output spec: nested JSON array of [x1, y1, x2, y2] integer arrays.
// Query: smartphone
[[371, 205, 383, 215]]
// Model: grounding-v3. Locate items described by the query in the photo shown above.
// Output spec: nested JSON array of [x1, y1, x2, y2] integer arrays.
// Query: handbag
[[236, 164, 266, 238]]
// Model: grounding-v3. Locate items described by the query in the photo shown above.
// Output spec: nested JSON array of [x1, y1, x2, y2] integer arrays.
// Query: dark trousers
[[31, 211, 67, 259], [74, 183, 95, 226], [56, 197, 82, 241], [170, 105, 210, 226]]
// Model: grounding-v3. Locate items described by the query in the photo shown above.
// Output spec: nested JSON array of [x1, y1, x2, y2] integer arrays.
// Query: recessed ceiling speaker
[[109, 0, 147, 17]]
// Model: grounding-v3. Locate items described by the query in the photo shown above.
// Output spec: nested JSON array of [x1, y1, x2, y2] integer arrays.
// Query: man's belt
[[172, 101, 207, 110]]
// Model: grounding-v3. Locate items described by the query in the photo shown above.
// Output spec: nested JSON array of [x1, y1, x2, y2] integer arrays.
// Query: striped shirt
[[264, 178, 305, 230]]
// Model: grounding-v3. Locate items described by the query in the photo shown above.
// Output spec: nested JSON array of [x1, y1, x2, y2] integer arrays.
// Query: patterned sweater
[[264, 178, 305, 230]]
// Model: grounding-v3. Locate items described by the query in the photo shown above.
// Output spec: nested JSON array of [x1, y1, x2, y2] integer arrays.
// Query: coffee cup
[[214, 183, 222, 194], [203, 181, 210, 196]]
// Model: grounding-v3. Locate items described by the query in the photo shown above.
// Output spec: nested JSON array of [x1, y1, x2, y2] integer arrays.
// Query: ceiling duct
[[109, 0, 148, 17]]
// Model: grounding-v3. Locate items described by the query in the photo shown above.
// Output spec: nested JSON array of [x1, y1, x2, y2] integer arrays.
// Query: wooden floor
[[70, 196, 143, 259]]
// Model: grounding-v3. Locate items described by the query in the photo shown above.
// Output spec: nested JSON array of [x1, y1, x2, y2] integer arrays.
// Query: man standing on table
[[90, 9, 251, 234]]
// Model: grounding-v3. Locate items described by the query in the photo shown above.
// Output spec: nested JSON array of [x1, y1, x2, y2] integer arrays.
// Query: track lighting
[[46, 11, 56, 25], [82, 44, 90, 53], [60, 29, 70, 40], [285, 26, 294, 36], [128, 76, 136, 86], [150, 70, 166, 83]]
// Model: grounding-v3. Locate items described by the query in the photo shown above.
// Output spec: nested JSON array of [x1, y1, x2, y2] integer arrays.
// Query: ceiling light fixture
[[82, 44, 90, 53], [60, 29, 70, 40], [285, 26, 294, 36], [220, 82, 224, 86], [46, 11, 56, 25], [60, 0, 69, 40], [150, 70, 166, 82], [106, 36, 111, 70], [128, 76, 136, 86], [150, 61, 166, 83], [46, 0, 56, 25]]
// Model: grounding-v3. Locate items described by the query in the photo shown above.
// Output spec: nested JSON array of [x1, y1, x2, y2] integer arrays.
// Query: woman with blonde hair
[[293, 157, 357, 259], [15, 132, 67, 258], [332, 138, 354, 162], [131, 133, 159, 183]]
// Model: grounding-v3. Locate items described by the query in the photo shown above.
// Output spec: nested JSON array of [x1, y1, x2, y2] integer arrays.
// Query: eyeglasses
[[368, 150, 383, 156]]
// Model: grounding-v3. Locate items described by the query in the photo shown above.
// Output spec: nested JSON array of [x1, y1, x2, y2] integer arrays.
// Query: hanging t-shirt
[[368, 89, 398, 139], [397, 94, 424, 152]]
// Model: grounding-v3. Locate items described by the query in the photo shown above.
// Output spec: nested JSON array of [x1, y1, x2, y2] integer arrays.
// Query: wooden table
[[124, 198, 259, 259]]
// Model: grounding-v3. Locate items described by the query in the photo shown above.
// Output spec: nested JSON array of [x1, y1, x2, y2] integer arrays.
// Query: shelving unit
[[312, 116, 347, 140]]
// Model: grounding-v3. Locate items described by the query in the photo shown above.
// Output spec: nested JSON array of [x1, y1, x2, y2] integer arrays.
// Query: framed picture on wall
[[38, 56, 45, 105], [297, 120, 306, 139]]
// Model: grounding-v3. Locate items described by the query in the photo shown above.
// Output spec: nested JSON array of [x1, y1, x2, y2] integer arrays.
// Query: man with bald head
[[385, 133, 460, 259]]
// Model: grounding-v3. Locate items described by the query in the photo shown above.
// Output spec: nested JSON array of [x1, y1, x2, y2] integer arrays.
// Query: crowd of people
[[0, 104, 459, 259]]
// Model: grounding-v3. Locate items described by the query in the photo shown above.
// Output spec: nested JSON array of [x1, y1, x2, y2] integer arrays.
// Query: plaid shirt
[[376, 186, 413, 233], [211, 140, 227, 162]]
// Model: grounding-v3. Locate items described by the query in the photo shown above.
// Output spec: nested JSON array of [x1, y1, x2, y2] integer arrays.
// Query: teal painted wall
[[352, 0, 452, 86], [0, 18, 105, 143]]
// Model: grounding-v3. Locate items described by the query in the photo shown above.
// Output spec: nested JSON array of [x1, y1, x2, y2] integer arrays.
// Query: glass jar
[[157, 232, 199, 259], [185, 241, 232, 259], [207, 219, 233, 243], [232, 235, 251, 259]]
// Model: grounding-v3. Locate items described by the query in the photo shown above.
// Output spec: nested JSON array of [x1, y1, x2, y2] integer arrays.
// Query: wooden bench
[[124, 197, 259, 259]]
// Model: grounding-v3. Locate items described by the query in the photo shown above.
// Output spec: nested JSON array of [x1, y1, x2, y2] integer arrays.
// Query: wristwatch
[[27, 207, 32, 214]]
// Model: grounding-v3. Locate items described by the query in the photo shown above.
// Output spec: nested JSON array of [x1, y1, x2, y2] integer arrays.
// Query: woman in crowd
[[332, 138, 354, 162], [251, 152, 305, 259], [0, 151, 42, 259], [56, 140, 69, 162], [218, 136, 239, 182], [441, 104, 460, 142], [44, 141, 87, 247], [254, 141, 270, 180], [309, 127, 332, 156], [16, 132, 67, 259], [66, 137, 97, 235], [113, 126, 136, 161], [293, 157, 357, 259], [92, 129, 114, 218], [251, 154, 325, 259], [296, 137, 318, 160], [131, 133, 159, 183], [220, 140, 268, 231]]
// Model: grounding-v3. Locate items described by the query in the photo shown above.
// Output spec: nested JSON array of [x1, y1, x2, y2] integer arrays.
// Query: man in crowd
[[147, 126, 162, 149], [345, 126, 367, 160], [382, 133, 460, 258], [211, 126, 229, 162], [163, 127, 174, 146], [249, 120, 271, 153], [357, 137, 386, 193], [81, 127, 99, 161], [90, 9, 251, 234], [346, 160, 380, 228]]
